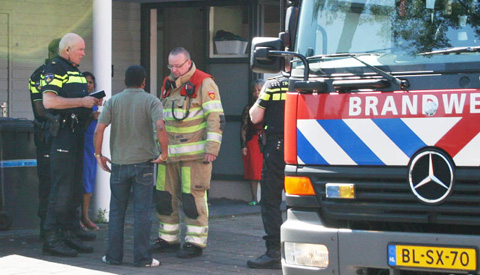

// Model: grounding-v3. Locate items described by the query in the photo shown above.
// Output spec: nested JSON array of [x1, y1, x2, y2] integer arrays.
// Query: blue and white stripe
[[297, 117, 462, 166], [0, 159, 37, 168]]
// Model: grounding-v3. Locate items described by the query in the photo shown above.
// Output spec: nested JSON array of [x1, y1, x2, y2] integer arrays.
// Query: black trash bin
[[0, 118, 39, 231]]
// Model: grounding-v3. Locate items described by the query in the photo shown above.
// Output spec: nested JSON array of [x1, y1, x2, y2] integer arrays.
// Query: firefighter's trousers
[[155, 159, 212, 248]]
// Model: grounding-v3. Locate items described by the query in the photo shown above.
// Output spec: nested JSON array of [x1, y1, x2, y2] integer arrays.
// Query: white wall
[[0, 0, 141, 119]]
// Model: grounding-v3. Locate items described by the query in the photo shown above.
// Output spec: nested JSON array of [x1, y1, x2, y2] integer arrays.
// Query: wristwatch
[[94, 153, 102, 158]]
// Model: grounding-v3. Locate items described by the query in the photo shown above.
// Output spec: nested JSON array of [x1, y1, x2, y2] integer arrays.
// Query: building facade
[[0, 0, 282, 201]]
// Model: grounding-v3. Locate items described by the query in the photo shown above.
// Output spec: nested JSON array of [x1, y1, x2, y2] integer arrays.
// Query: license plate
[[388, 244, 477, 272]]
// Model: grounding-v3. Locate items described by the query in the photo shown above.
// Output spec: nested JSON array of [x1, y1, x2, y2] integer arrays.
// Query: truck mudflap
[[281, 209, 479, 275]]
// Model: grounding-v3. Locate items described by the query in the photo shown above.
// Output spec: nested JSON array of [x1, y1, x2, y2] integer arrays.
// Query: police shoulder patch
[[44, 74, 54, 84]]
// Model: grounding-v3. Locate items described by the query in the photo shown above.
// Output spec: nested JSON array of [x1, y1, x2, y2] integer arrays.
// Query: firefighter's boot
[[176, 243, 203, 258]]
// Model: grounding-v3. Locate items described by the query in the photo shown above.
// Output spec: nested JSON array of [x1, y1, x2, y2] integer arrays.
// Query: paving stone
[[0, 199, 285, 275]]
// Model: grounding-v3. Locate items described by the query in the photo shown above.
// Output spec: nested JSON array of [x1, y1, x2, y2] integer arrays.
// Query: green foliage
[[96, 208, 108, 223]]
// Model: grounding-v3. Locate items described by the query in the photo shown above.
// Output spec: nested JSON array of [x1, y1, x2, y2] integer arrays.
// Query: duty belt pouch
[[258, 130, 267, 154]]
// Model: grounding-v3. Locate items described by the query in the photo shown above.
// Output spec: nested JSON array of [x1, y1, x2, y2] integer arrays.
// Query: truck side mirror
[[250, 37, 284, 74], [284, 6, 298, 50]]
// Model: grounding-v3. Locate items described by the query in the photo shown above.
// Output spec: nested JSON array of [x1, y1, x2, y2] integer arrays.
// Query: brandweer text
[[349, 93, 480, 116]]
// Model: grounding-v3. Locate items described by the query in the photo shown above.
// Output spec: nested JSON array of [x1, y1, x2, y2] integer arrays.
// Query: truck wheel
[[0, 211, 12, 230]]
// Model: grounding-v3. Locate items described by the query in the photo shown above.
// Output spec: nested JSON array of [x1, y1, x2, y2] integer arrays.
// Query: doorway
[[152, 6, 206, 97]]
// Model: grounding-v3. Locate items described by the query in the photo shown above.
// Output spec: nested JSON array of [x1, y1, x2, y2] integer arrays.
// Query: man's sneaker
[[64, 231, 94, 253], [176, 243, 203, 258], [247, 252, 281, 269], [148, 237, 180, 253], [141, 258, 161, 267], [102, 255, 121, 265], [72, 229, 96, 241]]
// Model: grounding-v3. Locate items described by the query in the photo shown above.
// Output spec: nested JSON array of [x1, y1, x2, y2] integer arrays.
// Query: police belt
[[60, 113, 85, 129]]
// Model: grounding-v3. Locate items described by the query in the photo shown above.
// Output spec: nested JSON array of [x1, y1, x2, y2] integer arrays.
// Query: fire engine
[[251, 0, 480, 274]]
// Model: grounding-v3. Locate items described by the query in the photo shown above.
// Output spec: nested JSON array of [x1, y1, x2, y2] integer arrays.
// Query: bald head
[[59, 33, 85, 66]]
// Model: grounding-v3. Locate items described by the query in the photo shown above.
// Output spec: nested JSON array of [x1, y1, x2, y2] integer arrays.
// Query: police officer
[[247, 75, 289, 269], [41, 33, 102, 257], [150, 47, 225, 258], [28, 38, 60, 239]]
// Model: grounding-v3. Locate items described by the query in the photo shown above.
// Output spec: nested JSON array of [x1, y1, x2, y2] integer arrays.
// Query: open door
[[150, 6, 206, 97]]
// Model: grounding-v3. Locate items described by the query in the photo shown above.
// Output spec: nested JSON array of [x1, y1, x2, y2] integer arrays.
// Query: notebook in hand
[[90, 90, 106, 98]]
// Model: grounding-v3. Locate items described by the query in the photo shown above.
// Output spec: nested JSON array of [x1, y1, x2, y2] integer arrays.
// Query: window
[[209, 6, 249, 58]]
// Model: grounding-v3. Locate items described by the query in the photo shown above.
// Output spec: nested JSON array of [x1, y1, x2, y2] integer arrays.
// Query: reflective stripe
[[29, 80, 40, 94], [41, 71, 86, 88], [185, 224, 209, 247], [262, 87, 288, 101], [163, 107, 204, 122], [43, 90, 59, 95], [260, 92, 271, 101], [45, 78, 63, 88], [158, 222, 180, 242], [41, 73, 66, 87], [268, 87, 287, 92], [184, 194, 209, 247], [159, 233, 180, 243], [166, 122, 207, 134], [272, 92, 287, 100], [0, 159, 37, 168], [206, 132, 222, 143], [168, 141, 206, 157], [185, 235, 207, 247], [156, 164, 166, 191], [159, 222, 180, 232], [181, 167, 191, 194], [69, 74, 87, 84], [186, 225, 208, 234], [202, 100, 223, 115], [254, 103, 266, 109]]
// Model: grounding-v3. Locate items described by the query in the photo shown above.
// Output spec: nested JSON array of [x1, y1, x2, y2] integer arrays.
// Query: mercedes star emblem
[[409, 150, 454, 204]]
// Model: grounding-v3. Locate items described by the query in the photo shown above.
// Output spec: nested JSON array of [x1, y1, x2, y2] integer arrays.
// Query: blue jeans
[[105, 161, 154, 266]]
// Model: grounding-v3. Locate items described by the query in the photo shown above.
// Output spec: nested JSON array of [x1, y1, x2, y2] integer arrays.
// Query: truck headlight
[[284, 242, 329, 268]]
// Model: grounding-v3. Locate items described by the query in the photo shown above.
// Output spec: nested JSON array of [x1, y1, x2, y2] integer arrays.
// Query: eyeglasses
[[167, 60, 189, 70]]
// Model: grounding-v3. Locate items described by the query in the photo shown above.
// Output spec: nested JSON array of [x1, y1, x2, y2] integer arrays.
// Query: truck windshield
[[295, 0, 480, 72]]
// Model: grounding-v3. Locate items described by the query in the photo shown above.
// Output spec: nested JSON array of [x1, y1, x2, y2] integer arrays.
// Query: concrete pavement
[[0, 199, 284, 275]]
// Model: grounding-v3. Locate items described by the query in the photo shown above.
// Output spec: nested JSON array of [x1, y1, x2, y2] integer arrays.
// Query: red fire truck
[[251, 0, 480, 274]]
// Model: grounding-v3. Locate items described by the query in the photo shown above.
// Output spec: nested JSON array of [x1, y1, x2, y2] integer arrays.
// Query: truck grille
[[301, 166, 480, 231]]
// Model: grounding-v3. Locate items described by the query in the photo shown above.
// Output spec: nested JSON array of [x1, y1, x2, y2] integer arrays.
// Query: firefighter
[[247, 75, 289, 269], [28, 38, 60, 239], [150, 47, 225, 258], [41, 33, 102, 257]]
